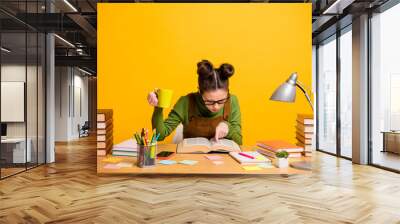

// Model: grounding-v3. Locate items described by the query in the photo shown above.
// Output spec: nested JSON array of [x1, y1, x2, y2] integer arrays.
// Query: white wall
[[55, 67, 89, 141], [1, 65, 38, 138], [1, 63, 45, 163]]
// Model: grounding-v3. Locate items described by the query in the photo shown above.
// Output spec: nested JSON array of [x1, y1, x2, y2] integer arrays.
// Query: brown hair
[[197, 59, 234, 94]]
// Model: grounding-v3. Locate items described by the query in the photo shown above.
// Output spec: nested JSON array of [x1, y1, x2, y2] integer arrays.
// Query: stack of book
[[256, 140, 304, 158], [97, 109, 113, 156], [112, 139, 138, 157], [295, 114, 314, 157]]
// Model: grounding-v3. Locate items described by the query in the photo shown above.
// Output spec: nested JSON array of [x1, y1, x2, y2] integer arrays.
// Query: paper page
[[184, 137, 211, 147], [178, 137, 212, 153], [212, 161, 224, 165], [205, 155, 223, 161], [210, 138, 240, 152]]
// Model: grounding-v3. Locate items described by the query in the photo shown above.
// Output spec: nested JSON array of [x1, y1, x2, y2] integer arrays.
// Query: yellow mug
[[156, 89, 173, 108]]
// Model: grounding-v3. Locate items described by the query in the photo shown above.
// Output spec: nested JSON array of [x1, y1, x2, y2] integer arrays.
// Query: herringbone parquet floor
[[1, 136, 400, 224]]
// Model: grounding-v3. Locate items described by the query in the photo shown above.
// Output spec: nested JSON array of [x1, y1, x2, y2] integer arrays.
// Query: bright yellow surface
[[98, 3, 312, 145]]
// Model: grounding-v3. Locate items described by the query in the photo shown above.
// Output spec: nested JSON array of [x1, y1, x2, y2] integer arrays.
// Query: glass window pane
[[38, 33, 46, 165], [1, 30, 27, 177], [339, 28, 352, 158], [27, 31, 38, 169], [317, 36, 337, 154], [371, 3, 400, 171]]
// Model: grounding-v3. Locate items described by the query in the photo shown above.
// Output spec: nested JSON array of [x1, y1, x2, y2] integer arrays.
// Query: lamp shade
[[269, 72, 298, 102]]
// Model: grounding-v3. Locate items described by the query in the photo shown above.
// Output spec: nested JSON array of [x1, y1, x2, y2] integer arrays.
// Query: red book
[[256, 140, 304, 153]]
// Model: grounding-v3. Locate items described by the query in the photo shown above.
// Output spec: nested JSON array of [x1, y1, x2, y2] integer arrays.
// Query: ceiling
[[0, 0, 394, 75]]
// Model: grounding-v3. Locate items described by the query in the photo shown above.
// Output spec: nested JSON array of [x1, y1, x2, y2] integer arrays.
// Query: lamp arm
[[296, 81, 314, 111]]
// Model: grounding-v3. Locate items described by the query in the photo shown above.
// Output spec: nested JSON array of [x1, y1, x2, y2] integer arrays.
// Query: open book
[[176, 137, 241, 154]]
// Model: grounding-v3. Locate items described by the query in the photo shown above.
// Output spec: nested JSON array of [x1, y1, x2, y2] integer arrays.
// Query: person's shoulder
[[173, 93, 192, 108], [229, 94, 239, 104]]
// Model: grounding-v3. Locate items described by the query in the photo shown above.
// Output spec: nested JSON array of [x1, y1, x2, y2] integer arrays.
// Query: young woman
[[147, 60, 242, 145]]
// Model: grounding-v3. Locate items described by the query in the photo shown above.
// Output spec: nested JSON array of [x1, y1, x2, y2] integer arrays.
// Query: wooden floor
[[1, 136, 400, 223], [372, 151, 400, 171]]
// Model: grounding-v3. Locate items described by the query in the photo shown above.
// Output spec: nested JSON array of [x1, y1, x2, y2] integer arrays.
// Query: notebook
[[229, 151, 271, 165]]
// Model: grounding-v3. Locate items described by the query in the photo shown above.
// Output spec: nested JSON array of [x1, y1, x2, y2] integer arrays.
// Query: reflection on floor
[[0, 167, 25, 178], [373, 151, 400, 171]]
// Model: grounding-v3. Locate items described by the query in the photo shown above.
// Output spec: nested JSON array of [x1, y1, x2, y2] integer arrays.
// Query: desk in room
[[381, 131, 400, 154], [1, 138, 31, 163], [97, 144, 311, 175]]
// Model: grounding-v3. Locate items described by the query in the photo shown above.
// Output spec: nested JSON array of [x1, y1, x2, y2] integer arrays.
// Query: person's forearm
[[151, 107, 182, 141], [151, 107, 169, 141]]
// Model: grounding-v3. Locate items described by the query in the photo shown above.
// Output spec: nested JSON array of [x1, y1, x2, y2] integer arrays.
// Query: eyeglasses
[[202, 95, 230, 106]]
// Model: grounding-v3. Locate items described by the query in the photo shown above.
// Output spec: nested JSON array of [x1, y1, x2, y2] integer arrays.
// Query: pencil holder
[[137, 143, 157, 168]]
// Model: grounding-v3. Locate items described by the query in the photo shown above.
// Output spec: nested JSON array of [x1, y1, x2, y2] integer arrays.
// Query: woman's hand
[[147, 90, 158, 107], [214, 121, 229, 142]]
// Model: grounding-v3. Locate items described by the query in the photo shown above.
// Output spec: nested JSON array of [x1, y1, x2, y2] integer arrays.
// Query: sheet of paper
[[210, 138, 241, 151], [104, 164, 120, 169], [179, 160, 198, 165], [257, 163, 274, 169], [242, 166, 263, 171], [184, 138, 211, 147], [116, 162, 134, 168], [158, 160, 177, 165], [102, 157, 123, 163], [205, 155, 223, 161], [212, 161, 224, 165]]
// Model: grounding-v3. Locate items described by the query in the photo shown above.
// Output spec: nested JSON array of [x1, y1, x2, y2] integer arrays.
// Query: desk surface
[[97, 144, 311, 175]]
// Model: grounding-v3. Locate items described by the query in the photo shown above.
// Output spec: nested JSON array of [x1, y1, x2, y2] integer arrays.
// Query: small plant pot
[[274, 158, 289, 168]]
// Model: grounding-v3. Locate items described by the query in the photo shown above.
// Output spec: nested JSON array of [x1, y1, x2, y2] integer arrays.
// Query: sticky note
[[257, 163, 274, 169], [256, 155, 266, 161], [102, 157, 123, 163], [205, 155, 223, 161], [242, 166, 263, 171], [104, 164, 120, 169], [116, 162, 134, 168], [212, 161, 224, 165], [179, 160, 198, 165], [158, 160, 177, 165]]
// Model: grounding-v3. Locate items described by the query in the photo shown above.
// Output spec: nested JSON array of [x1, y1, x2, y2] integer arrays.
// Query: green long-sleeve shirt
[[152, 93, 242, 145]]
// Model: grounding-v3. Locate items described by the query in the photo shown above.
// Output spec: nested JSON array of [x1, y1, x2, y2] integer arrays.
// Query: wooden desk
[[97, 144, 311, 175]]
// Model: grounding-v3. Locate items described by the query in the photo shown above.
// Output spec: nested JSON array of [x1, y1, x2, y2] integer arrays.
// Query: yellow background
[[98, 3, 312, 145]]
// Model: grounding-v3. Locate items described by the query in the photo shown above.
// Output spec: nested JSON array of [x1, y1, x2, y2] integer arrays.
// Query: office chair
[[79, 121, 90, 138]]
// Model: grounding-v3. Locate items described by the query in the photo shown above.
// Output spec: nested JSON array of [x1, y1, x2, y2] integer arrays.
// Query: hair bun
[[197, 60, 214, 79], [218, 63, 234, 80]]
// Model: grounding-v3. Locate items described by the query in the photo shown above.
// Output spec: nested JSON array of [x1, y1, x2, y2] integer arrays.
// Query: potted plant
[[274, 151, 289, 168]]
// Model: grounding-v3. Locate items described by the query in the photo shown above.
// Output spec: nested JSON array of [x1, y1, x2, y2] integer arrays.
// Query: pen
[[155, 133, 160, 141], [151, 129, 156, 144], [134, 134, 140, 144], [239, 152, 255, 159], [145, 129, 149, 145]]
